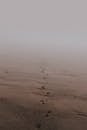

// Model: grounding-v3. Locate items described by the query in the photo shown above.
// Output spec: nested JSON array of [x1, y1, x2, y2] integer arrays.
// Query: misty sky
[[0, 0, 87, 53], [0, 0, 87, 72], [0, 0, 87, 41]]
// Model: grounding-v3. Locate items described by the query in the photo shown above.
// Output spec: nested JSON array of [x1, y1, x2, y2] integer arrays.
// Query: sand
[[0, 64, 87, 130]]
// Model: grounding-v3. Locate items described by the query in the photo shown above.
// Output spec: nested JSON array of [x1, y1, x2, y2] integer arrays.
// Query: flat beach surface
[[0, 0, 87, 129], [0, 62, 87, 130]]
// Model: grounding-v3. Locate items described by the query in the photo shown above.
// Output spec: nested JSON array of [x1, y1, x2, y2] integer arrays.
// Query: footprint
[[45, 92, 51, 97], [45, 110, 52, 117], [40, 100, 45, 104], [45, 113, 49, 117], [36, 123, 41, 129], [40, 86, 46, 90], [5, 70, 8, 74], [43, 76, 47, 80], [48, 110, 52, 114]]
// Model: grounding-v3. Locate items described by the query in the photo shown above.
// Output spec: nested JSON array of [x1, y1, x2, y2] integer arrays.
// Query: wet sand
[[0, 64, 87, 130]]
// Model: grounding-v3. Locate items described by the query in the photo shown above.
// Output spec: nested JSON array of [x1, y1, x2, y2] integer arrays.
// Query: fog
[[0, 0, 87, 73], [0, 32, 87, 74], [0, 1, 87, 129]]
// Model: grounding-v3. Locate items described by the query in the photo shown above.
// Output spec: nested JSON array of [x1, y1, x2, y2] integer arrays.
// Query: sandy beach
[[1, 0, 87, 129], [0, 63, 87, 130]]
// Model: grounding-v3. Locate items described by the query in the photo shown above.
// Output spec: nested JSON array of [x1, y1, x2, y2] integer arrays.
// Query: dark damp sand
[[0, 65, 87, 130]]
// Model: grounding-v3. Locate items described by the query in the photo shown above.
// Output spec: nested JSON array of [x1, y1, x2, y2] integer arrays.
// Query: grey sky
[[0, 0, 87, 73], [0, 0, 87, 42], [0, 0, 87, 69]]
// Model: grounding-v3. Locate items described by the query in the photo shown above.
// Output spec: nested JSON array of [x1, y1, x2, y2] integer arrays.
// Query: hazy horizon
[[0, 0, 87, 73]]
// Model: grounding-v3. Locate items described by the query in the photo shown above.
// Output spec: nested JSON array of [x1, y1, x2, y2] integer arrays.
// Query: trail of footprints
[[36, 66, 53, 129], [39, 65, 51, 104], [0, 68, 53, 130]]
